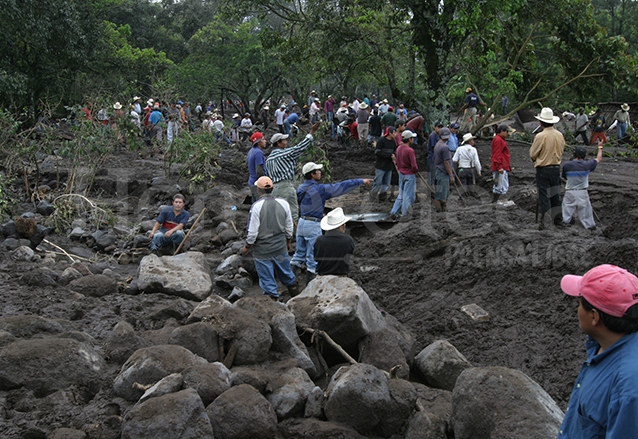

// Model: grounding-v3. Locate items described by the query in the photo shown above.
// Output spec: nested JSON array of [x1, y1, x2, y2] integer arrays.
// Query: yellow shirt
[[530, 127, 565, 167]]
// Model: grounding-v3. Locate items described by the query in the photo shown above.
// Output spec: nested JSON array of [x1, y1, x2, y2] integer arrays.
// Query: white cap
[[302, 162, 323, 175]]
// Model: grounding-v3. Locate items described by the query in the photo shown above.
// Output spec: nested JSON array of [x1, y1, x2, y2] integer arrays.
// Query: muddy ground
[[1, 122, 638, 436]]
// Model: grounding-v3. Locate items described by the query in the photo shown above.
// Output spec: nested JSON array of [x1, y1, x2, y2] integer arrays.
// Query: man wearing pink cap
[[558, 264, 638, 438]]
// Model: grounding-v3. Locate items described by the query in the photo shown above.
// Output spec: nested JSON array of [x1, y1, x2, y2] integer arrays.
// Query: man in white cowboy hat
[[379, 99, 389, 115], [314, 208, 355, 277], [530, 107, 565, 229], [453, 133, 482, 194], [132, 97, 142, 115], [265, 122, 322, 223], [356, 102, 370, 146], [611, 103, 631, 140], [275, 104, 287, 133], [291, 162, 371, 282], [261, 104, 270, 127], [242, 176, 299, 300], [308, 90, 317, 108]]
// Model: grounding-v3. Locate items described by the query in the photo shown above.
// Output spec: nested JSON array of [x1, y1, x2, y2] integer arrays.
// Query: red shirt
[[350, 122, 359, 140], [491, 134, 511, 172], [395, 143, 418, 175], [406, 116, 424, 133]]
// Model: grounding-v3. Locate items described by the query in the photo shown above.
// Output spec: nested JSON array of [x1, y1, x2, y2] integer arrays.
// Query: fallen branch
[[43, 239, 83, 262], [302, 327, 357, 365], [173, 208, 206, 256]]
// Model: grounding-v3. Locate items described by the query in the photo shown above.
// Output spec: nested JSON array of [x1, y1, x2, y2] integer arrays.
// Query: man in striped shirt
[[265, 122, 321, 222]]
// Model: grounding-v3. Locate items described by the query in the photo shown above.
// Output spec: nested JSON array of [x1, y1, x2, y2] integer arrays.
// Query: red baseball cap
[[250, 132, 264, 145], [561, 265, 638, 317]]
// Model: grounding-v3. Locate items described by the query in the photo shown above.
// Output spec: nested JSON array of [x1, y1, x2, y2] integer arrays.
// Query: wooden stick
[[173, 208, 206, 256], [230, 220, 238, 234], [302, 327, 357, 364], [43, 239, 80, 262], [416, 171, 435, 193], [450, 168, 467, 207]]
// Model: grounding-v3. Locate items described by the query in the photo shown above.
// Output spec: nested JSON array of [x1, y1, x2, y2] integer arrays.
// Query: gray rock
[[230, 366, 270, 394], [359, 327, 411, 380], [68, 246, 95, 260], [19, 267, 58, 286], [182, 362, 232, 406], [235, 296, 316, 376], [206, 384, 278, 439], [0, 338, 104, 395], [137, 252, 213, 301], [304, 386, 324, 418], [186, 294, 233, 324], [36, 201, 55, 216], [216, 222, 230, 233], [29, 224, 49, 248], [3, 220, 18, 238], [228, 287, 244, 302], [71, 219, 87, 229], [451, 367, 564, 439], [405, 411, 447, 439], [113, 345, 208, 402], [414, 340, 473, 391], [148, 299, 196, 321], [59, 267, 83, 286], [11, 245, 35, 261], [219, 228, 238, 244], [214, 275, 253, 291], [139, 372, 184, 403], [140, 220, 156, 232], [122, 388, 213, 439], [113, 225, 131, 237], [92, 230, 117, 250], [278, 418, 368, 438], [2, 238, 21, 250], [0, 330, 16, 347], [0, 315, 64, 338], [215, 254, 243, 274], [288, 276, 387, 350], [50, 428, 87, 439], [267, 367, 316, 420], [412, 383, 453, 422], [105, 321, 146, 364], [133, 234, 149, 248], [169, 322, 220, 363], [378, 378, 418, 437], [324, 363, 391, 435], [68, 274, 118, 297], [102, 267, 124, 281]]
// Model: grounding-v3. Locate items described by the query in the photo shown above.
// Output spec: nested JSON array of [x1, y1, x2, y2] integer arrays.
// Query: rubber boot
[[492, 193, 501, 203], [441, 201, 447, 212], [435, 200, 442, 213], [306, 271, 316, 284], [287, 282, 300, 297]]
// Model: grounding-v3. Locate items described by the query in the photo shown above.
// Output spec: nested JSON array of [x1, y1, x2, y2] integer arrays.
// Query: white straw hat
[[534, 107, 560, 124], [321, 208, 352, 231]]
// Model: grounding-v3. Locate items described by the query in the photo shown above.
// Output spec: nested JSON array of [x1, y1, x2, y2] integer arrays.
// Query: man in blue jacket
[[558, 264, 638, 438], [291, 162, 371, 282]]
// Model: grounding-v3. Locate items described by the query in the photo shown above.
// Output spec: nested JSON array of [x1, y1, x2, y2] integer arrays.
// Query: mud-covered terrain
[[1, 122, 637, 436]]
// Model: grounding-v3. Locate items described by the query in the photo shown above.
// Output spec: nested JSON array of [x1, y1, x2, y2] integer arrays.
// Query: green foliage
[[0, 174, 17, 221], [162, 131, 222, 193]]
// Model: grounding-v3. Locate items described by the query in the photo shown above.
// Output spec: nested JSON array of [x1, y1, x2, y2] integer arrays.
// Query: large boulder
[[206, 384, 278, 439], [414, 340, 473, 391], [411, 383, 453, 422], [186, 294, 233, 323], [104, 321, 146, 364], [0, 338, 104, 395], [378, 378, 419, 437], [122, 388, 213, 439], [324, 363, 392, 436], [278, 418, 368, 439], [68, 274, 118, 297], [451, 367, 564, 439], [0, 315, 64, 338], [138, 252, 213, 301], [288, 276, 387, 350], [169, 322, 220, 363], [215, 254, 243, 274], [266, 367, 316, 420], [235, 297, 316, 376], [358, 327, 411, 380], [113, 345, 208, 402], [139, 372, 184, 403], [148, 299, 196, 321], [405, 411, 448, 439], [182, 362, 232, 406]]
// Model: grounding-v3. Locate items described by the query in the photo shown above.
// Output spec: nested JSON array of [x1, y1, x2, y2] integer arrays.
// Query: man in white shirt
[[453, 133, 482, 194], [574, 108, 589, 145], [275, 104, 287, 133], [212, 115, 233, 145]]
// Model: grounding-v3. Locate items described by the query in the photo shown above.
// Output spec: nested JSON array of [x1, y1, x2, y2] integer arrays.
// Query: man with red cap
[[558, 264, 638, 438], [243, 176, 298, 300], [247, 132, 268, 203]]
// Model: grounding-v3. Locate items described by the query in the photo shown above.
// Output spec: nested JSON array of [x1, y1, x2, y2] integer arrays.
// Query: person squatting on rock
[[265, 122, 321, 223], [314, 208, 356, 277], [389, 130, 419, 220], [561, 141, 604, 230], [453, 133, 482, 194], [148, 194, 190, 255], [433, 127, 455, 212], [242, 176, 299, 300], [558, 264, 638, 438], [247, 132, 268, 204], [530, 107, 565, 229], [291, 162, 371, 283], [491, 124, 513, 203]]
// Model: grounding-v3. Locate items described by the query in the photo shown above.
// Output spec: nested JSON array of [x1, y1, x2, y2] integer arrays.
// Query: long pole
[[173, 208, 206, 256], [450, 168, 467, 207]]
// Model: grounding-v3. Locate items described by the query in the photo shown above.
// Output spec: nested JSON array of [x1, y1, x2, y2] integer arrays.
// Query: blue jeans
[[215, 131, 233, 145], [618, 122, 627, 139], [434, 168, 450, 201], [290, 218, 322, 273], [492, 170, 509, 195], [427, 161, 437, 187], [151, 229, 185, 251], [391, 173, 416, 216], [371, 168, 392, 197], [283, 120, 292, 136], [327, 112, 335, 138], [254, 251, 296, 298]]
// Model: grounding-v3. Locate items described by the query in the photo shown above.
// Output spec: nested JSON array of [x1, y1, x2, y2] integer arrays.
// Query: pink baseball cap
[[561, 265, 638, 318]]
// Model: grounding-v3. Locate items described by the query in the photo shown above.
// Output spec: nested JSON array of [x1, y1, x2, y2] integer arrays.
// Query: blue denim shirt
[[558, 331, 638, 438], [297, 179, 363, 219]]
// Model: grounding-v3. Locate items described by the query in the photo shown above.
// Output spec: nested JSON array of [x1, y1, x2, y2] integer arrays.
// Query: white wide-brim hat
[[321, 207, 352, 231], [359, 102, 369, 109], [534, 107, 560, 124], [113, 102, 122, 110], [622, 103, 630, 111], [461, 133, 476, 145]]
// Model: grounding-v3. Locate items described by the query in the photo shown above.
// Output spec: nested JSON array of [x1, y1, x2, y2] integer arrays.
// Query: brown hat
[[256, 176, 273, 189]]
